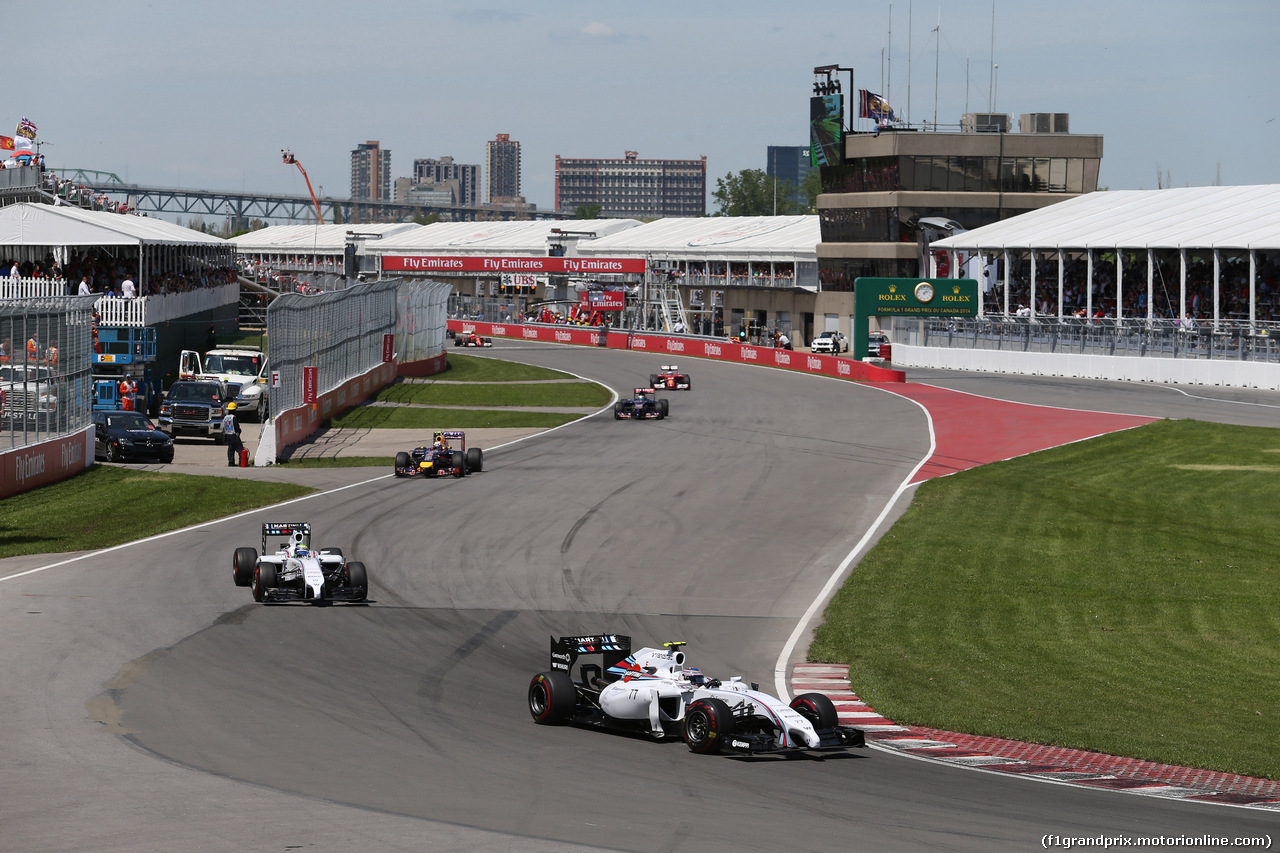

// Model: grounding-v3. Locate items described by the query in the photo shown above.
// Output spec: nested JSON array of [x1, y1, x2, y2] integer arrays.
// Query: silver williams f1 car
[[232, 522, 368, 603], [528, 635, 865, 755]]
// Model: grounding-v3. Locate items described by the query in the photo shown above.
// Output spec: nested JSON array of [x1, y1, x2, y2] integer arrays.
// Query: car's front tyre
[[252, 561, 277, 602], [790, 692, 839, 729], [344, 560, 368, 601], [528, 670, 576, 724], [683, 697, 733, 754]]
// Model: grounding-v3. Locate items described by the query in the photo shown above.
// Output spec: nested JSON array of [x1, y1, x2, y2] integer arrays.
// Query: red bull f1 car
[[394, 430, 484, 478], [528, 634, 865, 755], [649, 365, 691, 390], [613, 388, 669, 420], [232, 522, 368, 604]]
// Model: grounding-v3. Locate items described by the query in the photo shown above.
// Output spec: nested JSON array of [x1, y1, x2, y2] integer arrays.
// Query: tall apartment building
[[486, 133, 521, 202], [411, 156, 479, 207], [554, 151, 707, 218], [766, 145, 814, 210], [351, 141, 391, 201]]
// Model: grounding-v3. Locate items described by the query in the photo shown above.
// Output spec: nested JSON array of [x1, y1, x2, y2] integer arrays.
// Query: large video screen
[[809, 95, 844, 167]]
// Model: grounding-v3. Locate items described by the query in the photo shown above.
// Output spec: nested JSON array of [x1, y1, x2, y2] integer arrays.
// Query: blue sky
[[10, 1, 1278, 212]]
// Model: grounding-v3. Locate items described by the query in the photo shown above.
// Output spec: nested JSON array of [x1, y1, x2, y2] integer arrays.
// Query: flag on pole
[[14, 117, 36, 152], [858, 90, 896, 123], [0, 136, 13, 151]]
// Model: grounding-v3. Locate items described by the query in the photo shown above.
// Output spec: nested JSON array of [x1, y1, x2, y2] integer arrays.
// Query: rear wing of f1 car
[[262, 522, 310, 553], [549, 634, 631, 681]]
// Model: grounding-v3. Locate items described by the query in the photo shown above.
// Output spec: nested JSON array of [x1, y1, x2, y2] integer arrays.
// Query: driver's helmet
[[294, 547, 309, 557], [682, 667, 706, 686], [433, 440, 444, 451]]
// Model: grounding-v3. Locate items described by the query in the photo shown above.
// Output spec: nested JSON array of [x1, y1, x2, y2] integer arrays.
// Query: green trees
[[711, 168, 820, 216]]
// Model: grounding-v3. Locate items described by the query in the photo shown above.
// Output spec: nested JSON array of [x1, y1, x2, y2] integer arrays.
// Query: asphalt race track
[[3, 342, 1278, 852]]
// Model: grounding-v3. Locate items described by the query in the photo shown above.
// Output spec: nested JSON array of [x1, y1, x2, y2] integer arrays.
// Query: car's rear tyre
[[252, 561, 277, 602], [658, 399, 669, 418], [344, 560, 368, 601], [233, 547, 257, 587], [451, 450, 466, 477], [790, 692, 840, 730], [683, 697, 733, 754], [465, 447, 483, 473], [528, 670, 576, 724]]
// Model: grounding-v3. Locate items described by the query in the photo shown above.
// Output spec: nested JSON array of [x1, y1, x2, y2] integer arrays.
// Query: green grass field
[[0, 466, 310, 558], [330, 406, 584, 430], [376, 380, 610, 408], [438, 352, 578, 382], [809, 418, 1280, 779]]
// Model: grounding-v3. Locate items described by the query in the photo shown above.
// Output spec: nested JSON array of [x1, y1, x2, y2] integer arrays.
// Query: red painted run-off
[[881, 384, 1159, 484]]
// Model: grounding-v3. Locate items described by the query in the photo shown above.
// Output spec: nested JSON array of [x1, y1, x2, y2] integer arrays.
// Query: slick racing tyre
[[658, 399, 669, 419], [233, 547, 258, 587], [528, 670, 576, 724], [252, 561, 277, 603], [394, 451, 410, 475], [613, 402, 624, 420], [790, 692, 839, 730], [649, 374, 658, 387], [451, 450, 466, 477], [683, 697, 734, 754], [344, 561, 368, 602], [465, 447, 483, 473]]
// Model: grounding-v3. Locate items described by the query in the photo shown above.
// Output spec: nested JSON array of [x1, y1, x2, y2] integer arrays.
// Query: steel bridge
[[51, 168, 567, 225]]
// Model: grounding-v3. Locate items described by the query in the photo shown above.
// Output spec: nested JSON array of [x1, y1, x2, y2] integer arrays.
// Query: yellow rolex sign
[[851, 277, 979, 361]]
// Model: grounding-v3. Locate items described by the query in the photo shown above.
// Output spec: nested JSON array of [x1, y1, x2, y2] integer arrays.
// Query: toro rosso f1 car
[[649, 365, 691, 390], [453, 331, 493, 347], [613, 388, 668, 420], [394, 430, 484, 478], [528, 634, 866, 755], [232, 522, 368, 603]]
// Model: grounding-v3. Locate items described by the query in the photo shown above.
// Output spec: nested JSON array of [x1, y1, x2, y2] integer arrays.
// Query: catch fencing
[[0, 294, 97, 451], [397, 280, 452, 365], [265, 280, 399, 417]]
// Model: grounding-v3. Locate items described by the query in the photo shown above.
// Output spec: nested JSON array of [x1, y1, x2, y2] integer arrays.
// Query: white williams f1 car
[[528, 635, 865, 755], [232, 522, 368, 604]]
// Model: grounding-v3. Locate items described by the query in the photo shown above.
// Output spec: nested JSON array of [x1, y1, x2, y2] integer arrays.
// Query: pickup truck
[[158, 379, 230, 443], [179, 345, 270, 422]]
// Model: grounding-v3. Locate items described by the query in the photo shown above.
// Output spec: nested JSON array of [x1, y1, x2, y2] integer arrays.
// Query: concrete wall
[[894, 344, 1280, 390]]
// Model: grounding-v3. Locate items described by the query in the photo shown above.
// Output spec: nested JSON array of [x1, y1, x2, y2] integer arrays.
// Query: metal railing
[[265, 281, 400, 417], [892, 316, 1280, 364], [1, 295, 97, 450]]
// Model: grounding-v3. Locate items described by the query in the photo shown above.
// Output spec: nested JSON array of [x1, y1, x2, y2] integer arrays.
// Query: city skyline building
[[350, 140, 391, 202], [410, 156, 480, 207], [554, 151, 707, 218], [486, 133, 521, 203]]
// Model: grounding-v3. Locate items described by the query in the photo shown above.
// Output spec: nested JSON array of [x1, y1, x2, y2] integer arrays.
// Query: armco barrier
[[398, 351, 449, 378], [447, 320, 905, 382], [0, 427, 94, 499]]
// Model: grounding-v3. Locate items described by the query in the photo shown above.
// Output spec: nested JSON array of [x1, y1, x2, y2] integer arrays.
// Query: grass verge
[[329, 407, 586, 430], [439, 351, 578, 382], [0, 466, 311, 559], [377, 380, 610, 408], [809, 419, 1280, 779], [273, 456, 391, 469]]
